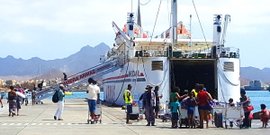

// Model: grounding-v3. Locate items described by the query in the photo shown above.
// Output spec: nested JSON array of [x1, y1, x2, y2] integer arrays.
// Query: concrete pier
[[0, 99, 269, 135]]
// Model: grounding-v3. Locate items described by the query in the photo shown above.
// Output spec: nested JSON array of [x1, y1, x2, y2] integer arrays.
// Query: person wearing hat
[[142, 85, 156, 126], [54, 84, 65, 120]]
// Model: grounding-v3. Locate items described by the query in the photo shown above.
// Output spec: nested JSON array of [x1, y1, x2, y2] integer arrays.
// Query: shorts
[[171, 112, 179, 121], [187, 107, 195, 115], [198, 105, 210, 110], [126, 104, 132, 114], [88, 99, 96, 113]]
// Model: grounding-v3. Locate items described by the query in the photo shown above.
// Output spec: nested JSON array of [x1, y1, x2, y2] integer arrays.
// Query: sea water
[[246, 91, 270, 112], [65, 91, 105, 101]]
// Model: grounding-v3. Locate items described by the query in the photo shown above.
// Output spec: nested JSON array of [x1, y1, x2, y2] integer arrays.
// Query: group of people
[[170, 84, 213, 128], [2, 78, 269, 129], [53, 77, 101, 122], [239, 89, 269, 128], [122, 82, 268, 129], [123, 84, 162, 126], [122, 83, 213, 128]]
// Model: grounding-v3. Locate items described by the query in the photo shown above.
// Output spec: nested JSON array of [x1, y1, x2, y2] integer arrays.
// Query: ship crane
[[112, 21, 134, 49], [112, 12, 136, 49], [220, 14, 231, 48]]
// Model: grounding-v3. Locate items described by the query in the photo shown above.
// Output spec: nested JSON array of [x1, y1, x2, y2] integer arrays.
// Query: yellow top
[[124, 89, 133, 104], [191, 89, 198, 97]]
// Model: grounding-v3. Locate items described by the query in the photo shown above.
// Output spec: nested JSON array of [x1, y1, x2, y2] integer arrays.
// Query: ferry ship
[[36, 0, 240, 108], [100, 0, 240, 106]]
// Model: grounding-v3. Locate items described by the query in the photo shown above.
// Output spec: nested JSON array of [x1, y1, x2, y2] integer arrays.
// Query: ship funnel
[[213, 14, 222, 57]]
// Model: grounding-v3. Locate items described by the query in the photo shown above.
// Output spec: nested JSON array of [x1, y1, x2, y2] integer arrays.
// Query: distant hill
[[0, 42, 110, 80], [240, 67, 270, 85]]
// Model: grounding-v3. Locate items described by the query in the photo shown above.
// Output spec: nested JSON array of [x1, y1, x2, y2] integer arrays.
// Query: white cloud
[[0, 31, 31, 44], [0, 0, 269, 68]]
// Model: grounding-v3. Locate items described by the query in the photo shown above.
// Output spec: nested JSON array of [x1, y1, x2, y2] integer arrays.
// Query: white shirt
[[87, 84, 100, 100]]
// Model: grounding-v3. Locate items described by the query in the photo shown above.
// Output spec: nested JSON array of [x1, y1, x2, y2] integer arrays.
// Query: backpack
[[52, 90, 59, 103]]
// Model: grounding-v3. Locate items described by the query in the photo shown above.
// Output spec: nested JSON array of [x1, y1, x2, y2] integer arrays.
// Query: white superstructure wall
[[217, 58, 240, 102]]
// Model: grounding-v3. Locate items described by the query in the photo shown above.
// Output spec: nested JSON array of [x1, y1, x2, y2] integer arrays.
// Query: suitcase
[[214, 112, 223, 128], [129, 113, 139, 120]]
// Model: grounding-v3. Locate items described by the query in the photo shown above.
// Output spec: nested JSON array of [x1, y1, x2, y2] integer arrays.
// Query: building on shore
[[244, 80, 264, 91]]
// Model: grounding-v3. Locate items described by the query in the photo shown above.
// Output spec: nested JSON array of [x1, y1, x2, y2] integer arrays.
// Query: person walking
[[142, 85, 156, 126], [15, 89, 22, 116], [7, 86, 17, 117], [86, 78, 100, 124], [123, 84, 133, 124], [54, 84, 65, 120]]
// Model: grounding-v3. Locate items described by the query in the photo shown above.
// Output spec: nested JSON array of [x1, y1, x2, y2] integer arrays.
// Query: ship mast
[[170, 0, 178, 58]]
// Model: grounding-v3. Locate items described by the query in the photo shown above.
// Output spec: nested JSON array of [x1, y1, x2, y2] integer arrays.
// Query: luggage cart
[[224, 105, 244, 129], [159, 103, 171, 122], [129, 104, 140, 121], [179, 107, 200, 128], [87, 102, 102, 124], [179, 108, 188, 127]]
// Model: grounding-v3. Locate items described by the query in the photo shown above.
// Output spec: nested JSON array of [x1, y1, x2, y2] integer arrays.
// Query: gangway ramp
[[34, 59, 120, 102]]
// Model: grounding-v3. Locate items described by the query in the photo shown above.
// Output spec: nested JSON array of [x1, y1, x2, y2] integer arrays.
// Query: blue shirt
[[170, 101, 180, 113]]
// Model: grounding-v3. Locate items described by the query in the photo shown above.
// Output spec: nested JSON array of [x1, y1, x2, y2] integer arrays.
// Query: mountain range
[[0, 42, 269, 85], [0, 42, 110, 80]]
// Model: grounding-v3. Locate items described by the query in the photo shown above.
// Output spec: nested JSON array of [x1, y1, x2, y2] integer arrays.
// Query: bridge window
[[223, 62, 234, 72], [152, 61, 163, 71]]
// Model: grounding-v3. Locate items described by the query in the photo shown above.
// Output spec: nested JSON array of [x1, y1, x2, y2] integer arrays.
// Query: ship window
[[152, 61, 163, 71], [223, 62, 234, 72]]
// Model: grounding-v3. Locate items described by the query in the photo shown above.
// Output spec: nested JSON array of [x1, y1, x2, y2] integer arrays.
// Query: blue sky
[[0, 0, 269, 69]]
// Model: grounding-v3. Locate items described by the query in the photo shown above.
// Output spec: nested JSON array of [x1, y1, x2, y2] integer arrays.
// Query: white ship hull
[[102, 56, 240, 106]]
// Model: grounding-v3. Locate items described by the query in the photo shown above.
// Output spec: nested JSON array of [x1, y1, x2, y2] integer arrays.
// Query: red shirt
[[197, 90, 208, 106]]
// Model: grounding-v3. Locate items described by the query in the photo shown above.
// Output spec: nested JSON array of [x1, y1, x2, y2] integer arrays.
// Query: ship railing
[[134, 49, 214, 59], [220, 47, 240, 58]]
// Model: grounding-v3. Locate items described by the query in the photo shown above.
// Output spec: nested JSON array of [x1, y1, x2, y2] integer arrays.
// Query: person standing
[[54, 84, 65, 120], [259, 104, 269, 128], [191, 83, 200, 98], [154, 86, 162, 118], [8, 86, 17, 117], [142, 85, 156, 126], [170, 97, 180, 128], [197, 84, 212, 128], [240, 89, 251, 128], [0, 91, 3, 108], [185, 91, 197, 128], [86, 78, 100, 124], [123, 84, 133, 124]]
